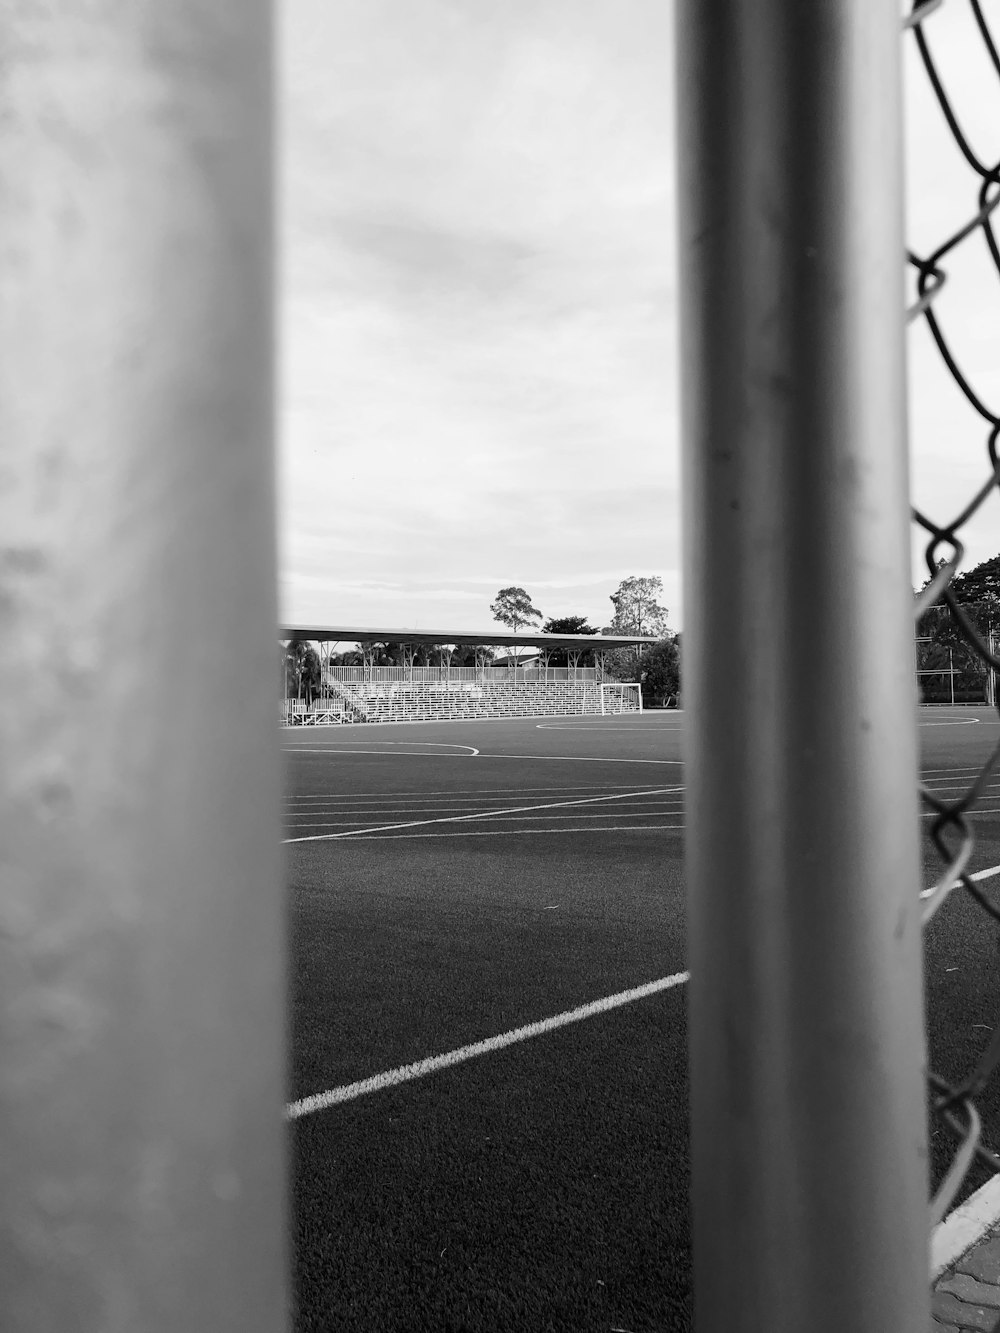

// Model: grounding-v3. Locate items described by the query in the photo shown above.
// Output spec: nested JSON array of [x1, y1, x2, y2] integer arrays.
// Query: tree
[[540, 615, 596, 667], [601, 646, 642, 683], [605, 575, 670, 640], [950, 552, 1000, 606], [490, 586, 543, 634], [640, 638, 681, 707], [542, 614, 595, 637], [284, 641, 321, 702], [915, 598, 996, 703]]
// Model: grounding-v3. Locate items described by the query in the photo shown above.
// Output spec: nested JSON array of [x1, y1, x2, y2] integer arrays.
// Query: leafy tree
[[916, 599, 997, 703], [284, 641, 321, 702], [542, 614, 595, 636], [601, 646, 642, 683], [490, 586, 543, 633], [605, 575, 670, 640], [450, 644, 492, 668], [951, 552, 1000, 606], [541, 615, 596, 667], [640, 638, 681, 707]]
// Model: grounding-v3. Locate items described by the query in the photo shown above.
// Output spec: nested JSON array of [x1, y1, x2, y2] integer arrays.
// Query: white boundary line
[[933, 1175, 1000, 1277], [313, 824, 685, 840], [284, 747, 683, 766], [285, 970, 690, 1121], [930, 861, 1000, 1270], [283, 785, 682, 844], [285, 782, 663, 802], [535, 723, 684, 732]]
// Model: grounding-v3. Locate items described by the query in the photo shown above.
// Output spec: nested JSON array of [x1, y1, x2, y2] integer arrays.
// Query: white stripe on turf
[[933, 1174, 1000, 1278], [286, 971, 690, 1120], [283, 785, 683, 844]]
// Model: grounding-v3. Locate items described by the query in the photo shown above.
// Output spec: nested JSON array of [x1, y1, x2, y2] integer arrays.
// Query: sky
[[279, 1, 1000, 636]]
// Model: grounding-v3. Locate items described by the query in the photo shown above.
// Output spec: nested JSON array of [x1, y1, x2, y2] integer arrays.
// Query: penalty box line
[[286, 971, 690, 1121]]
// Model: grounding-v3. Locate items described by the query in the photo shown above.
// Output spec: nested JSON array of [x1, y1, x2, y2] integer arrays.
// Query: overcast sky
[[279, 1, 1000, 635]]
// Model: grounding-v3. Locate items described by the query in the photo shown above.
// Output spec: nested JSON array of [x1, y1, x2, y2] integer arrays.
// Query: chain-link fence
[[906, 0, 1000, 1225]]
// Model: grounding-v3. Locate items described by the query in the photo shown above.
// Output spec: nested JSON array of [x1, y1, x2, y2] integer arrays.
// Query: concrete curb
[[934, 1178, 1000, 1280]]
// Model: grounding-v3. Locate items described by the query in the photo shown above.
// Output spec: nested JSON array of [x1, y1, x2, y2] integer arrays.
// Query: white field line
[[283, 786, 683, 844], [285, 783, 660, 802], [290, 815, 683, 835], [286, 798, 683, 829], [286, 741, 480, 753], [481, 752, 682, 766], [921, 807, 1000, 819], [325, 824, 685, 840], [284, 710, 684, 732], [922, 766, 992, 777], [286, 971, 690, 1121], [286, 851, 1000, 1264], [287, 747, 682, 767], [919, 864, 1000, 900], [284, 747, 479, 758], [933, 1174, 1000, 1278], [535, 724, 683, 732], [284, 791, 669, 811]]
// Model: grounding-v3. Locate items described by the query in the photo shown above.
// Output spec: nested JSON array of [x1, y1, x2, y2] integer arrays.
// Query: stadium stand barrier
[[2, 6, 287, 1331]]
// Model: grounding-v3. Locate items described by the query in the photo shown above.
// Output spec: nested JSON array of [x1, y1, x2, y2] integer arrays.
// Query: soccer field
[[284, 709, 1000, 1332]]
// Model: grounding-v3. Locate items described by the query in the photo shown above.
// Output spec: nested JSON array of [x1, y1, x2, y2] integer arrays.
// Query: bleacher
[[283, 678, 641, 724], [333, 679, 603, 723]]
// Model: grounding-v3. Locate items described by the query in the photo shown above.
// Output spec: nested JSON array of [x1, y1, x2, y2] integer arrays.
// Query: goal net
[[599, 682, 642, 715]]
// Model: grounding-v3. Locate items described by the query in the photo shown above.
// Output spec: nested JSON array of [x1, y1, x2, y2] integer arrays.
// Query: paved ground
[[933, 1229, 1000, 1330]]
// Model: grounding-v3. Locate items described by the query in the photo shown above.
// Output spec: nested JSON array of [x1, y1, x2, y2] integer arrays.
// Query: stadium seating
[[285, 679, 634, 724]]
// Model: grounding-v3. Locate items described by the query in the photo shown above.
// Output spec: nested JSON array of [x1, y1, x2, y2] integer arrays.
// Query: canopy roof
[[280, 624, 658, 651]]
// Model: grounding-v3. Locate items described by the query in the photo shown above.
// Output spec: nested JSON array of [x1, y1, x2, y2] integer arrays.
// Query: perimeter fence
[[907, 0, 1000, 1224]]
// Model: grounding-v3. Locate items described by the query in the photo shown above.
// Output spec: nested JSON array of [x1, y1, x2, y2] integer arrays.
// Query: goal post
[[599, 682, 642, 715]]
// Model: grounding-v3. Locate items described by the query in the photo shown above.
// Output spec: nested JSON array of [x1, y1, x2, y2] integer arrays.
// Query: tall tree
[[640, 638, 681, 707], [605, 575, 670, 640], [950, 552, 1000, 606], [490, 586, 543, 633], [284, 641, 321, 702]]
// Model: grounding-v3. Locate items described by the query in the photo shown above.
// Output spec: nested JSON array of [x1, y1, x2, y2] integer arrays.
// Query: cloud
[[279, 0, 680, 628]]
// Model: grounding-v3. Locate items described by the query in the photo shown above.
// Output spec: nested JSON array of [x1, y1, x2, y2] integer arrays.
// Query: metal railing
[[320, 664, 597, 683], [907, 0, 1000, 1227]]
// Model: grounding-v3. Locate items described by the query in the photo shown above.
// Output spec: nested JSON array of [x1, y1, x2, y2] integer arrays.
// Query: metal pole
[[676, 3, 927, 1331], [0, 5, 286, 1331], [949, 649, 955, 707]]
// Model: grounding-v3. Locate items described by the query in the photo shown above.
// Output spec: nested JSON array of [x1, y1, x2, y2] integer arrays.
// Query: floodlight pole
[[676, 3, 927, 1331], [1, 4, 285, 1331]]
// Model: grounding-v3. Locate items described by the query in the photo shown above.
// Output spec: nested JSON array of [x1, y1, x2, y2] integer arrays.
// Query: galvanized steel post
[[1, 3, 285, 1331], [676, 3, 928, 1330]]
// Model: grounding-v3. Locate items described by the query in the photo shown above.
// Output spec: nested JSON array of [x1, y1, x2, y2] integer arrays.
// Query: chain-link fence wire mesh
[[905, 0, 1000, 1225]]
